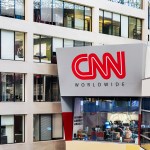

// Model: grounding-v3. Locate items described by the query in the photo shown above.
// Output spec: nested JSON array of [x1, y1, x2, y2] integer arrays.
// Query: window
[[0, 115, 25, 144], [149, 4, 150, 29], [33, 0, 92, 31], [99, 10, 103, 33], [64, 2, 74, 28], [74, 41, 84, 47], [85, 7, 92, 31], [41, 0, 52, 24], [103, 11, 112, 35], [34, 75, 60, 102], [53, 0, 63, 26], [75, 5, 84, 30], [33, 114, 63, 141], [0, 0, 25, 19], [0, 30, 25, 61], [129, 17, 142, 40], [64, 39, 74, 47], [121, 15, 128, 38], [33, 35, 52, 63], [0, 73, 24, 102], [112, 13, 120, 36]]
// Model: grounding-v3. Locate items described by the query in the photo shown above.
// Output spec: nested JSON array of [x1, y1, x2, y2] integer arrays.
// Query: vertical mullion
[[111, 12, 113, 35], [23, 33, 25, 61], [52, 0, 53, 24], [120, 14, 121, 37], [14, 73, 16, 102], [39, 35, 41, 63], [23, 74, 25, 102], [14, 32, 15, 60], [0, 116, 1, 144]]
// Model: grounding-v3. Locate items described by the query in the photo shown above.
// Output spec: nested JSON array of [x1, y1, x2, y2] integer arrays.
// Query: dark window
[[112, 13, 120, 36], [0, 73, 24, 102]]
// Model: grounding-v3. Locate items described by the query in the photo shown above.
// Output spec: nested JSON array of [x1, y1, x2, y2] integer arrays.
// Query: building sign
[[56, 44, 146, 96]]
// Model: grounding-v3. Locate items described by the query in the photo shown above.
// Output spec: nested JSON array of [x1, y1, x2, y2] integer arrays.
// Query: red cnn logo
[[72, 51, 126, 80]]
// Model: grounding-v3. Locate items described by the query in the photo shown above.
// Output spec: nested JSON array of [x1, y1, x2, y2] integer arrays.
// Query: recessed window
[[33, 114, 63, 141], [0, 30, 25, 61], [0, 73, 25, 102], [0, 115, 25, 144]]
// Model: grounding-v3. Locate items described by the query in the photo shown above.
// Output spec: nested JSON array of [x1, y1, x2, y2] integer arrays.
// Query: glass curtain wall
[[85, 7, 92, 31], [0, 73, 24, 102], [112, 13, 120, 36]]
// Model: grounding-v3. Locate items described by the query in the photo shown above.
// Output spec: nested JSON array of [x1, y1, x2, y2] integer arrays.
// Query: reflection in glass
[[41, 36, 52, 63], [53, 0, 63, 26], [1, 73, 14, 102], [75, 5, 84, 30], [41, 0, 52, 23], [112, 13, 120, 36], [136, 19, 142, 40], [129, 17, 136, 39], [85, 7, 92, 31], [33, 35, 41, 62], [99, 10, 103, 33], [15, 32, 24, 61], [103, 11, 112, 35], [64, 39, 74, 47], [34, 0, 41, 22], [74, 41, 84, 47], [1, 0, 15, 17], [15, 0, 25, 19], [64, 2, 74, 28]]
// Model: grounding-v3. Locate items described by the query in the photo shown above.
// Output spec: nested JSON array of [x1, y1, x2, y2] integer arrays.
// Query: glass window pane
[[15, 0, 25, 19], [112, 13, 120, 36], [1, 73, 14, 102], [15, 74, 24, 102], [33, 35, 40, 62], [14, 115, 24, 143], [149, 5, 150, 29], [41, 36, 52, 63], [45, 76, 51, 102], [136, 19, 142, 40], [1, 30, 14, 60], [52, 38, 63, 63], [1, 0, 15, 17], [74, 41, 84, 47], [51, 76, 60, 102], [85, 7, 92, 31], [33, 115, 40, 141], [52, 114, 63, 138], [1, 115, 14, 144], [99, 10, 103, 33], [141, 136, 150, 150], [64, 39, 74, 47], [121, 15, 128, 38], [75, 5, 84, 30], [141, 111, 150, 138], [34, 75, 44, 101], [103, 11, 112, 35], [64, 2, 74, 28], [41, 115, 52, 140], [129, 17, 136, 39], [142, 98, 150, 110], [85, 42, 92, 46], [15, 32, 24, 61], [41, 0, 52, 23], [34, 0, 41, 22], [53, 0, 63, 26]]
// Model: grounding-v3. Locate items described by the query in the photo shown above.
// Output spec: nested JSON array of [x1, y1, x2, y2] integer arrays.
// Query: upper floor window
[[0, 115, 25, 144], [34, 75, 60, 102], [99, 10, 142, 40], [33, 34, 92, 64], [148, 3, 150, 29], [33, 114, 63, 141], [33, 0, 92, 31], [1, 0, 25, 19], [0, 73, 25, 102], [0, 30, 25, 61], [108, 0, 142, 9]]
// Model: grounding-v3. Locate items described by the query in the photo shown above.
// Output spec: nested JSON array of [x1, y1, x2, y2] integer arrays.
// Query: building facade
[[0, 0, 149, 150]]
